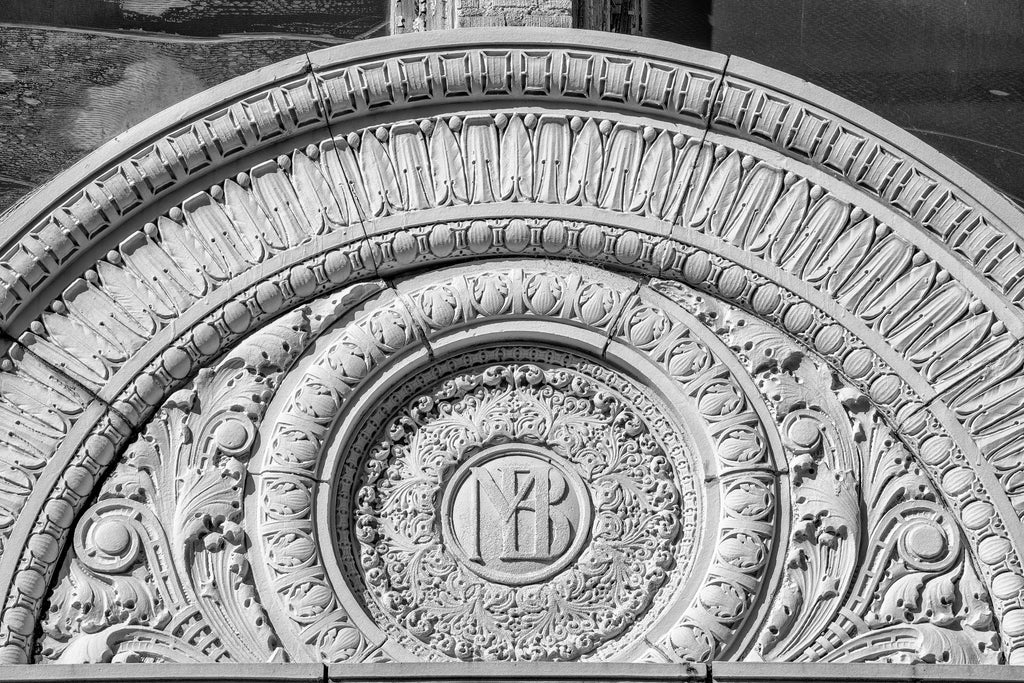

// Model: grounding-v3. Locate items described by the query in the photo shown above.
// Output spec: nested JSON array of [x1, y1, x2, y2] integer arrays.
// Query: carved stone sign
[[0, 28, 1022, 669], [442, 444, 592, 584]]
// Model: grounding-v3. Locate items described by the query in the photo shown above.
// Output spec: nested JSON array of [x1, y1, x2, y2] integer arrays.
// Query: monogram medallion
[[442, 444, 593, 586], [346, 349, 700, 661]]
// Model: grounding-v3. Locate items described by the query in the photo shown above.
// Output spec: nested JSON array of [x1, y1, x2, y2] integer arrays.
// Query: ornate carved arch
[[0, 28, 1022, 667]]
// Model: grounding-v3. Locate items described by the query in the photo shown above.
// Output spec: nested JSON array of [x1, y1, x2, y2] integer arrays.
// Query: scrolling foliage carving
[[19, 258, 1008, 666], [662, 284, 1001, 664], [355, 356, 687, 661], [38, 292, 373, 663]]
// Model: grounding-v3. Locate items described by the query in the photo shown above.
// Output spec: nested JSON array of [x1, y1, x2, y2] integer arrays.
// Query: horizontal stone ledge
[[710, 663, 1024, 683], [326, 662, 703, 681], [0, 663, 1019, 683], [0, 663, 324, 683]]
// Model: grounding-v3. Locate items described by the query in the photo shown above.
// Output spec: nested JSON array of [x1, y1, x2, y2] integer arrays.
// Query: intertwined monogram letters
[[465, 461, 572, 563]]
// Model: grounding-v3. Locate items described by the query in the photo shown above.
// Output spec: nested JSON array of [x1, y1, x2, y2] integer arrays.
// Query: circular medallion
[[441, 444, 593, 586], [250, 266, 781, 663], [348, 351, 696, 661]]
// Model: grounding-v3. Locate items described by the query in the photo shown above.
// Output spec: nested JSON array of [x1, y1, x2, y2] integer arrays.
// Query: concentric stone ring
[[248, 260, 780, 662], [5, 29, 1023, 670], [348, 351, 691, 660]]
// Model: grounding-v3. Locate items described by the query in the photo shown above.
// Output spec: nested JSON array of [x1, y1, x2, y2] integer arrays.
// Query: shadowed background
[[0, 0, 1021, 212]]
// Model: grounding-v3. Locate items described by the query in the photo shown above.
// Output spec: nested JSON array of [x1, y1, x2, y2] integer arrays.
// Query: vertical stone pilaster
[[391, 0, 573, 33], [456, 0, 573, 28], [577, 0, 643, 34]]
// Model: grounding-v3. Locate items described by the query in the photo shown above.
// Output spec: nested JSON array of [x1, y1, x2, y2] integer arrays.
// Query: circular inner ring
[[339, 344, 701, 661]]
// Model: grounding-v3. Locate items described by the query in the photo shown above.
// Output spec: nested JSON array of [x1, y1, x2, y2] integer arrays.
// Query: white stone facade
[[0, 28, 1021, 672]]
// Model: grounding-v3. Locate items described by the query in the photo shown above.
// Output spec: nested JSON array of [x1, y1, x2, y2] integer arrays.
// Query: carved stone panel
[[26, 258, 1003, 665], [0, 29, 1022, 671]]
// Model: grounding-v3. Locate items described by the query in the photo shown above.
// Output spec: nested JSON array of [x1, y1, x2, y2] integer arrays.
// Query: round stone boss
[[441, 443, 594, 586], [247, 261, 782, 663]]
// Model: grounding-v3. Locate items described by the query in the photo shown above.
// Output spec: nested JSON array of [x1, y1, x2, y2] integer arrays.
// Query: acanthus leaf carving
[[782, 195, 850, 281], [391, 123, 435, 211], [222, 175, 289, 253], [182, 193, 250, 278], [292, 148, 349, 234], [566, 117, 603, 206], [0, 94, 1020, 670], [629, 130, 674, 216], [54, 624, 210, 664], [251, 161, 316, 247], [121, 225, 205, 313], [498, 114, 533, 202], [462, 115, 500, 204], [94, 259, 170, 337], [40, 296, 371, 664], [598, 123, 643, 212], [61, 278, 147, 364], [689, 149, 741, 234], [760, 178, 810, 261], [667, 285, 1000, 665], [427, 118, 469, 207], [719, 160, 784, 248], [533, 116, 570, 203], [197, 185, 267, 266]]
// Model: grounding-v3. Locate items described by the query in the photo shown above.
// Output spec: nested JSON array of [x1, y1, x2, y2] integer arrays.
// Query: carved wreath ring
[[353, 353, 682, 661], [249, 261, 782, 662]]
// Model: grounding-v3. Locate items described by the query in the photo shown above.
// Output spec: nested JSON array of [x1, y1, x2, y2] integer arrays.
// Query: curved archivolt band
[[0, 28, 1023, 665]]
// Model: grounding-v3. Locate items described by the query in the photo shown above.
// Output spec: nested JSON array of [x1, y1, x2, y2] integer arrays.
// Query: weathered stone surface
[[455, 0, 572, 28], [4, 2, 1023, 216], [0, 28, 1021, 671], [0, 663, 323, 683], [0, 661, 1018, 681], [0, 25, 352, 213]]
